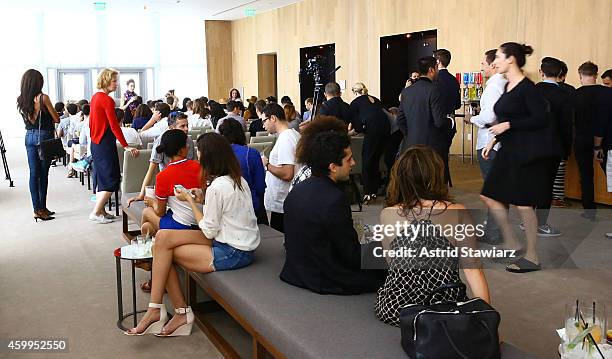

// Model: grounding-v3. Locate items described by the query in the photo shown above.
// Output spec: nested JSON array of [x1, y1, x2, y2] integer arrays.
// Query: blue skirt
[[91, 129, 121, 192]]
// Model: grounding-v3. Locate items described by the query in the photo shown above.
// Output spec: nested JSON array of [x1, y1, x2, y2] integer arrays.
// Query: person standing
[[433, 49, 461, 185], [261, 103, 300, 232], [17, 69, 61, 221], [480, 43, 554, 273], [397, 56, 453, 184], [572, 61, 609, 220], [120, 79, 138, 124], [319, 82, 352, 125], [89, 68, 139, 224], [468, 49, 507, 244], [349, 82, 390, 203], [534, 57, 572, 237]]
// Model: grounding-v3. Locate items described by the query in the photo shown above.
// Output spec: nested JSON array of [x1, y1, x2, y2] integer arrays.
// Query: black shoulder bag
[[399, 283, 501, 359], [35, 95, 66, 162]]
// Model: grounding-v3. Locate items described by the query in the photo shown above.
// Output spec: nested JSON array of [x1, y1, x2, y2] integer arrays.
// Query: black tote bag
[[35, 95, 65, 162], [399, 283, 501, 359]]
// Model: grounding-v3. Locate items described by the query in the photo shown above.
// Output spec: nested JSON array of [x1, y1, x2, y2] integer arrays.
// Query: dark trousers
[[362, 133, 387, 195], [477, 148, 501, 239], [575, 143, 598, 210], [255, 197, 269, 225], [383, 130, 404, 175], [536, 157, 562, 226], [270, 211, 284, 233], [25, 129, 53, 211]]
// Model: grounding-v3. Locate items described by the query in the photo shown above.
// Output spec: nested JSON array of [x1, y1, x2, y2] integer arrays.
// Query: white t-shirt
[[79, 117, 92, 156], [264, 128, 300, 213], [119, 127, 142, 146], [140, 118, 168, 142], [58, 117, 71, 145], [189, 114, 213, 129], [198, 176, 260, 251]]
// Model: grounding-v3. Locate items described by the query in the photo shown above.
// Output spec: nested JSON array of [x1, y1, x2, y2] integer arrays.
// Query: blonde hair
[[96, 68, 119, 90], [352, 82, 368, 95]]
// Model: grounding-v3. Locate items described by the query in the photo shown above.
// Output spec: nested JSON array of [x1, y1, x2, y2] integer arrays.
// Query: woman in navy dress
[[89, 68, 139, 224]]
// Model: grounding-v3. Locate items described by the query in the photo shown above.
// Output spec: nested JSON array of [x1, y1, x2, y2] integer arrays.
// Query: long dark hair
[[499, 42, 533, 69], [218, 118, 247, 146], [386, 145, 451, 216], [196, 133, 244, 191], [17, 69, 44, 123]]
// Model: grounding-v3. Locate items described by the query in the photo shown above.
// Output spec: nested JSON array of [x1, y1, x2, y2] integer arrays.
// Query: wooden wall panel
[[205, 20, 233, 102], [229, 0, 612, 155]]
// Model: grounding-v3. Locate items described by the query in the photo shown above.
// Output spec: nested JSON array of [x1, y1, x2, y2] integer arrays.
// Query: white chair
[[256, 131, 269, 137], [250, 135, 276, 144], [121, 149, 157, 194], [248, 142, 274, 158]]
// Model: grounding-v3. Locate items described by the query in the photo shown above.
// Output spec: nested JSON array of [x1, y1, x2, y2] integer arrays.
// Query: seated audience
[[375, 146, 490, 326], [265, 96, 277, 104], [140, 102, 171, 142], [291, 115, 348, 188], [280, 130, 386, 294], [131, 104, 153, 131], [58, 103, 78, 146], [284, 103, 302, 130], [602, 69, 612, 87], [216, 100, 247, 131], [189, 98, 213, 129], [126, 132, 260, 337], [208, 101, 226, 129], [126, 112, 197, 206], [302, 97, 313, 122], [54, 102, 66, 118], [140, 129, 201, 236], [181, 97, 191, 113], [249, 100, 267, 137], [261, 103, 301, 232], [218, 118, 267, 225], [115, 108, 141, 146]]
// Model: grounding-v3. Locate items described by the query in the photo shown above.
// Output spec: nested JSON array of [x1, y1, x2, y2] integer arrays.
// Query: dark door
[[380, 30, 437, 108], [299, 43, 336, 114]]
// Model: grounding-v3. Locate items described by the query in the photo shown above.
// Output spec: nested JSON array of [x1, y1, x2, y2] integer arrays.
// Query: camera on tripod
[[299, 55, 327, 85]]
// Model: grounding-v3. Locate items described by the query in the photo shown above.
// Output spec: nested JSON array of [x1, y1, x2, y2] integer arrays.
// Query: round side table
[[114, 244, 152, 331]]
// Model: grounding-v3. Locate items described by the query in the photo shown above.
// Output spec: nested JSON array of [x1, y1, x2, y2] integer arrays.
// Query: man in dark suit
[[280, 131, 386, 295], [433, 49, 461, 186], [319, 82, 353, 126], [397, 56, 453, 184]]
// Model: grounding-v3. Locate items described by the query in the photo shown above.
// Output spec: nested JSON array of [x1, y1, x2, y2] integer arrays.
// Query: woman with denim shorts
[[17, 69, 61, 221], [126, 132, 260, 337]]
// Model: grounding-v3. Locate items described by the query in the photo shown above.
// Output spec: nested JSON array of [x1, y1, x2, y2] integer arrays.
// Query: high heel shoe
[[155, 307, 194, 337], [124, 303, 168, 336], [42, 208, 56, 216], [34, 210, 55, 222]]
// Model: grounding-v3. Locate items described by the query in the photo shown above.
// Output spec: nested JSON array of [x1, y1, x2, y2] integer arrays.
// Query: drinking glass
[[565, 301, 607, 345]]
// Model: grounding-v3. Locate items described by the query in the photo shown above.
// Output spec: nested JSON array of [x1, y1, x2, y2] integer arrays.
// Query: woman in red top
[[89, 68, 139, 224]]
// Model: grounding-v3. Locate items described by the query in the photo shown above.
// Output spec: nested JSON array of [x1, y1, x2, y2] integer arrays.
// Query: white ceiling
[[4, 0, 303, 20]]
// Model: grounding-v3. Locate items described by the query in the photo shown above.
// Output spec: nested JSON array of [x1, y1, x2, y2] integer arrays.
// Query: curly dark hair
[[307, 131, 351, 177], [295, 115, 347, 164]]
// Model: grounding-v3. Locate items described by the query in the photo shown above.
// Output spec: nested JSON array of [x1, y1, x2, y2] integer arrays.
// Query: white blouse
[[198, 175, 260, 251]]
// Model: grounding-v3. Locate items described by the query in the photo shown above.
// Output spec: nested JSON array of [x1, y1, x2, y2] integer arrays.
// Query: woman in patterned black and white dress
[[374, 146, 491, 326]]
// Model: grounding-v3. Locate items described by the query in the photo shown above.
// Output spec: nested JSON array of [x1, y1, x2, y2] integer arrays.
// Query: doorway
[[380, 30, 437, 108], [299, 43, 335, 114], [258, 53, 278, 101]]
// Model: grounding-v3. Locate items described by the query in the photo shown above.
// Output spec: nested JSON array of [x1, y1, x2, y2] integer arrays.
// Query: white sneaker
[[89, 213, 113, 224], [103, 213, 117, 220]]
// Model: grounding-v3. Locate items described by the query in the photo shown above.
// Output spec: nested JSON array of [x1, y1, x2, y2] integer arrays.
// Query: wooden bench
[[120, 193, 537, 359]]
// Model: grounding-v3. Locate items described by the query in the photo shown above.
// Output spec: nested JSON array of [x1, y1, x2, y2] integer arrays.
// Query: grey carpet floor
[[1, 135, 611, 359]]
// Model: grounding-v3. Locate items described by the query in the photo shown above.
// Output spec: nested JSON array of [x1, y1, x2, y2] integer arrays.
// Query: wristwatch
[[265, 162, 270, 171]]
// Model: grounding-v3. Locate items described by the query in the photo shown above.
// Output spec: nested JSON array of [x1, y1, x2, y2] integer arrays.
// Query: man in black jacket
[[433, 49, 461, 186], [397, 56, 453, 184], [319, 82, 353, 126], [573, 61, 609, 220], [534, 57, 573, 237], [280, 131, 386, 294]]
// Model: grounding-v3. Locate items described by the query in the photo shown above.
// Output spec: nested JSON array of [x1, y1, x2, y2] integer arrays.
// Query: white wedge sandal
[[124, 303, 168, 336], [156, 306, 194, 337]]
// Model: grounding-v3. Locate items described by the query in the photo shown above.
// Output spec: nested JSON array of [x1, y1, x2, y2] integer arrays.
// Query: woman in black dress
[[349, 83, 390, 204], [480, 43, 556, 273]]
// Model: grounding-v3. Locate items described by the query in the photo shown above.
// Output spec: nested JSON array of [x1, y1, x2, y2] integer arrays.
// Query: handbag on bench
[[399, 283, 501, 359]]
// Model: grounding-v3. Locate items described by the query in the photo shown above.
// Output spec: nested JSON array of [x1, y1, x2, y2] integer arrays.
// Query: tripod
[[0, 130, 14, 187], [310, 65, 342, 121]]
